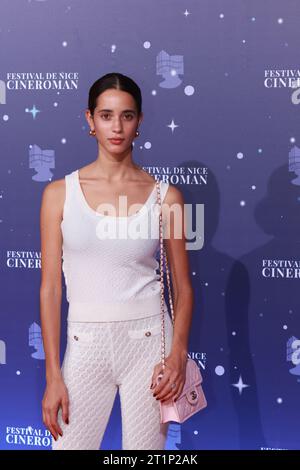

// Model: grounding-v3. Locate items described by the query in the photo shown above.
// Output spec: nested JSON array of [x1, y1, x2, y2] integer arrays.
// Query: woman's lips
[[109, 138, 124, 145]]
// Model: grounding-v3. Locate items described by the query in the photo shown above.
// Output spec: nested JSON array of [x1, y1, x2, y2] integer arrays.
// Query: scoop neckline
[[74, 169, 159, 219]]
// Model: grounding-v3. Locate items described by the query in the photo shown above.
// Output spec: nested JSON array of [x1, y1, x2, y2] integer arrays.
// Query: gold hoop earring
[[135, 130, 139, 137], [89, 129, 96, 136]]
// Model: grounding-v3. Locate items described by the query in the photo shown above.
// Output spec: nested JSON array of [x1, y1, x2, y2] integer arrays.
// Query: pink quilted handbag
[[155, 180, 207, 424]]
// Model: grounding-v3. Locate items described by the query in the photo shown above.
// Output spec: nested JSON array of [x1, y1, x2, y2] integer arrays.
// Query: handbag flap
[[181, 358, 203, 394]]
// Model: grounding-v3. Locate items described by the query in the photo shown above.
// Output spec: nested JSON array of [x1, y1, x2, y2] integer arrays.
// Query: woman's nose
[[112, 118, 122, 131]]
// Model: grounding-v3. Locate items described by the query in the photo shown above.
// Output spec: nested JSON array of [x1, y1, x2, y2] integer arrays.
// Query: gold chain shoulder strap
[[155, 179, 175, 371]]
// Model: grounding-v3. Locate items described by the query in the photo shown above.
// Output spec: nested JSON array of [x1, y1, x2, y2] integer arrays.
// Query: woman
[[39, 72, 194, 450]]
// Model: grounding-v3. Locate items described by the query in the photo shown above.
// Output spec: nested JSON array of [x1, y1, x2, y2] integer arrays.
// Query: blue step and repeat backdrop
[[1, 0, 300, 450]]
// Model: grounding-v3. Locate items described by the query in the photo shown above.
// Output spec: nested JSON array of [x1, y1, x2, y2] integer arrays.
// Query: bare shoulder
[[41, 177, 66, 216], [136, 166, 156, 185], [164, 182, 184, 206], [42, 177, 65, 199]]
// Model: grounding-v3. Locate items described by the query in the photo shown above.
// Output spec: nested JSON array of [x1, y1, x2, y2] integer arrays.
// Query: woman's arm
[[40, 179, 69, 440], [151, 184, 194, 403], [40, 180, 64, 381], [163, 185, 194, 357]]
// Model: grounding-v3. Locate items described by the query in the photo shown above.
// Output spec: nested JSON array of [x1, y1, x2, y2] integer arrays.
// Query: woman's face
[[86, 88, 143, 152]]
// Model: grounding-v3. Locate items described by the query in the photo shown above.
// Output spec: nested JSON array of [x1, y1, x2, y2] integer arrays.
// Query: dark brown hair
[[88, 72, 142, 117]]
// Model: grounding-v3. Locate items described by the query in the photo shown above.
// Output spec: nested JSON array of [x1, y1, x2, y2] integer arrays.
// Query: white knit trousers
[[52, 312, 173, 450]]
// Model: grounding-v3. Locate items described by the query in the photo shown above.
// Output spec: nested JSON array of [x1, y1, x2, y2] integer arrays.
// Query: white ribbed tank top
[[61, 169, 170, 322]]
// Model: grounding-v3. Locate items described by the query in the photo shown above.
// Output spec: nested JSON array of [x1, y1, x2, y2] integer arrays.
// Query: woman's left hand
[[150, 350, 188, 403]]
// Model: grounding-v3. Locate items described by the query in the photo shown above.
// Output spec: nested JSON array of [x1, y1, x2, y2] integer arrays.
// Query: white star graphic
[[184, 9, 190, 17], [167, 119, 179, 133], [25, 104, 41, 119], [232, 375, 250, 395]]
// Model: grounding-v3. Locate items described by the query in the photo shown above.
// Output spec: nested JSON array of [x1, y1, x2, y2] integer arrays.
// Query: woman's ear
[[138, 111, 144, 127], [85, 109, 94, 127]]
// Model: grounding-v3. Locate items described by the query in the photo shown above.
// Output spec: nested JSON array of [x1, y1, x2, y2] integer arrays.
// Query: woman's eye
[[100, 114, 133, 120]]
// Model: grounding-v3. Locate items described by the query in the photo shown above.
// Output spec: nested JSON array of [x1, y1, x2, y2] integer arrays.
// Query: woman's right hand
[[42, 378, 69, 441]]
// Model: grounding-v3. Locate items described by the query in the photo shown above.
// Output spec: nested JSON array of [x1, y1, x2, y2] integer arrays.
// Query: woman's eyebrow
[[97, 108, 136, 114]]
